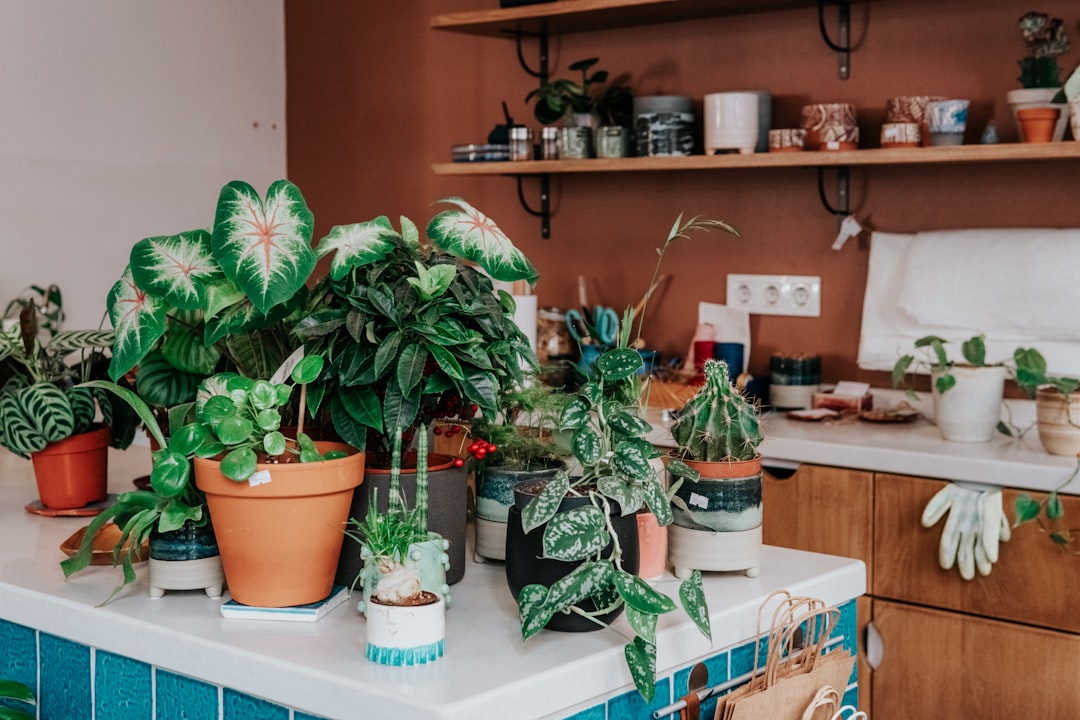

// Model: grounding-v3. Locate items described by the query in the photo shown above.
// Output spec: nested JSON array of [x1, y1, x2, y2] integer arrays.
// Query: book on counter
[[219, 585, 350, 622]]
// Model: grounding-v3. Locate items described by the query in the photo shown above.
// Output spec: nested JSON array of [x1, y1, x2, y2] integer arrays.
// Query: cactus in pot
[[667, 358, 764, 579]]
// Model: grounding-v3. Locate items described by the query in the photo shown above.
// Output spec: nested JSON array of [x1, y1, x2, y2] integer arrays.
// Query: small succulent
[[671, 358, 762, 463], [1018, 11, 1070, 88]]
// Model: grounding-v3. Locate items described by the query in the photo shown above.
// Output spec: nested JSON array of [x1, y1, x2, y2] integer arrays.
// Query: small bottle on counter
[[509, 126, 534, 161], [541, 126, 559, 160]]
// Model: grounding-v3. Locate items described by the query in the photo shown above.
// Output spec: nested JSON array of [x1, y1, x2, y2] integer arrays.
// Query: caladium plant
[[106, 180, 317, 410], [296, 198, 540, 461]]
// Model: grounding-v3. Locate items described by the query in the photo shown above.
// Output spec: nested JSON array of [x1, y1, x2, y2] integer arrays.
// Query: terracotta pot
[[1017, 107, 1061, 144], [31, 426, 110, 509], [194, 442, 364, 607], [337, 452, 467, 586], [636, 510, 668, 580], [505, 483, 639, 632], [1007, 88, 1069, 142], [1036, 386, 1080, 456]]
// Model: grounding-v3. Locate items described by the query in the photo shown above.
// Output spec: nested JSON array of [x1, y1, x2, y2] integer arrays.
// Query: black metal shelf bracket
[[516, 174, 551, 238], [514, 30, 549, 82], [818, 0, 852, 79], [817, 166, 850, 216]]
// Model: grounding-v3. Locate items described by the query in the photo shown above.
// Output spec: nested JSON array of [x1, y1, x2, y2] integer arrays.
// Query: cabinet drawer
[[870, 599, 1080, 720], [762, 463, 873, 586], [873, 473, 1080, 633]]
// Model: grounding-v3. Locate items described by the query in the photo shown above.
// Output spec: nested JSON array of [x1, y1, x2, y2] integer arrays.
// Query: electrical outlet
[[726, 274, 821, 317]]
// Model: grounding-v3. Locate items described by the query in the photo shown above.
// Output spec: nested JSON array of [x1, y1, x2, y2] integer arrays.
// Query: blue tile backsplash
[[0, 601, 856, 720]]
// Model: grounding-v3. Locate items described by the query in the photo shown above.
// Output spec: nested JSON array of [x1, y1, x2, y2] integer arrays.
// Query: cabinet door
[[874, 473, 1080, 633], [762, 463, 874, 714], [871, 599, 1080, 720]]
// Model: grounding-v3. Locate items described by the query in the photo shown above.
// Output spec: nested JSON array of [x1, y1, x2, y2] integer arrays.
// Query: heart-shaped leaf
[[316, 216, 399, 281], [130, 230, 221, 310], [427, 197, 538, 284], [107, 268, 168, 381]]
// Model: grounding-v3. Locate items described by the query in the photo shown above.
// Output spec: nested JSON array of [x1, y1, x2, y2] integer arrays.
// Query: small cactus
[[672, 359, 762, 462]]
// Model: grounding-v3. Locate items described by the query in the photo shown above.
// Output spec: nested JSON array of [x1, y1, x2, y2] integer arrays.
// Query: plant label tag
[[689, 492, 709, 509], [248, 470, 272, 487]]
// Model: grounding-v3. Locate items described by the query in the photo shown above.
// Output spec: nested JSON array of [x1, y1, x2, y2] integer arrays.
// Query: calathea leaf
[[0, 391, 45, 456], [624, 636, 657, 703], [130, 230, 221, 310], [19, 383, 74, 443], [211, 179, 315, 314], [679, 570, 712, 641], [542, 505, 609, 561], [47, 329, 115, 354], [426, 197, 539, 284], [315, 216, 399, 281], [161, 318, 221, 375], [68, 387, 96, 434], [520, 470, 569, 534], [107, 267, 168, 381]]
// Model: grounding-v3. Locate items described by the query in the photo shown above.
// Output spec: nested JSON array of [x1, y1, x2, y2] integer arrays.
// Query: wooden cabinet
[[873, 473, 1080, 634], [870, 600, 1080, 720]]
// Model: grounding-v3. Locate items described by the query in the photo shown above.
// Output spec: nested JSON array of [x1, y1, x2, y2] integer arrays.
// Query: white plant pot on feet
[[669, 524, 762, 579], [365, 593, 445, 666], [931, 365, 1007, 443]]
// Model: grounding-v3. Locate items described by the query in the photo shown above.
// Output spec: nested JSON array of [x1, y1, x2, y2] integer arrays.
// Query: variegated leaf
[[611, 441, 655, 480], [624, 636, 657, 703], [316, 217, 399, 281], [605, 405, 652, 438], [572, 426, 601, 465], [596, 347, 643, 380], [107, 267, 168, 381], [68, 387, 97, 435], [47, 330, 115, 354], [542, 505, 608, 561], [679, 570, 712, 641], [520, 470, 569, 534], [642, 478, 673, 526], [134, 351, 201, 411], [18, 383, 74, 443], [518, 584, 555, 640], [559, 396, 591, 430], [211, 179, 315, 313], [544, 560, 615, 613], [625, 605, 658, 647], [597, 476, 644, 516], [426, 197, 539, 284], [0, 391, 46, 456], [666, 458, 700, 482], [614, 569, 676, 615], [161, 318, 220, 375], [130, 230, 221, 310]]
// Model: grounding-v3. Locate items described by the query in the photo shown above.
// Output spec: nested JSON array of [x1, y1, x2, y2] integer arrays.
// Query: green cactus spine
[[672, 359, 762, 462]]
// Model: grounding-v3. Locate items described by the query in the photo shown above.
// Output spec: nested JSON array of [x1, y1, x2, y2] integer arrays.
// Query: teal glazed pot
[[671, 457, 763, 532], [149, 520, 218, 561]]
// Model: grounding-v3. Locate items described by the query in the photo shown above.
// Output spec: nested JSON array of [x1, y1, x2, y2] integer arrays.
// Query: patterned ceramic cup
[[768, 128, 807, 152], [886, 95, 945, 146], [801, 103, 858, 150], [880, 122, 921, 148]]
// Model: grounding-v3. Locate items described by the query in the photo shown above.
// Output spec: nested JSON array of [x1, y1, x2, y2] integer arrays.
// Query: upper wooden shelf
[[430, 0, 823, 38], [432, 142, 1080, 175]]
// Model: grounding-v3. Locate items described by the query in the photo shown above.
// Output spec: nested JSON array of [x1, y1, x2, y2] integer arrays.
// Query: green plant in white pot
[[667, 358, 764, 580], [892, 334, 1007, 443], [1008, 11, 1071, 142]]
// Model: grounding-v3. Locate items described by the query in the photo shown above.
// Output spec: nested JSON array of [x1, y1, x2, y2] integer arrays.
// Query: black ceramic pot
[[336, 453, 468, 588], [505, 484, 639, 633]]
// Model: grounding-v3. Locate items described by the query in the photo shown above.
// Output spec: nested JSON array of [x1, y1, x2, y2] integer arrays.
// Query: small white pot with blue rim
[[365, 593, 445, 666]]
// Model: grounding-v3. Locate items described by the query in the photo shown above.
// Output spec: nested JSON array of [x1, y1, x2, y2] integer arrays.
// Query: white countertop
[[0, 448, 865, 720], [646, 389, 1079, 496]]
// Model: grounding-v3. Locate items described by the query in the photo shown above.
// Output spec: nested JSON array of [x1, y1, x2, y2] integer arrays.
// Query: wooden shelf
[[433, 142, 1080, 176], [431, 0, 824, 38]]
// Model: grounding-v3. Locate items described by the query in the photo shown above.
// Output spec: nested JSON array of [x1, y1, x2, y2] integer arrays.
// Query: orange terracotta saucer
[[25, 494, 116, 517]]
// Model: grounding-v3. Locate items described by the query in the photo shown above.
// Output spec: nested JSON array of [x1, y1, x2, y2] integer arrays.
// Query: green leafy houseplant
[[526, 57, 633, 126], [1013, 461, 1080, 554], [295, 198, 540, 463], [61, 356, 336, 602], [891, 333, 994, 396], [509, 213, 739, 701], [0, 679, 35, 720], [468, 382, 571, 470], [0, 285, 137, 460], [1017, 11, 1070, 89]]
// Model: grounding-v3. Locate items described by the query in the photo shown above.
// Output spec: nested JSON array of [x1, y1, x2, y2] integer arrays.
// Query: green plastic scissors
[[565, 306, 618, 347]]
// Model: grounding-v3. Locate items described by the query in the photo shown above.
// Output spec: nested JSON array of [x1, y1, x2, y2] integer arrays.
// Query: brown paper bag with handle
[[714, 592, 855, 720]]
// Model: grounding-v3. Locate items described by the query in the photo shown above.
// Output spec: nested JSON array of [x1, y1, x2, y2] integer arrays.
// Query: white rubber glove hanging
[[921, 483, 1010, 580]]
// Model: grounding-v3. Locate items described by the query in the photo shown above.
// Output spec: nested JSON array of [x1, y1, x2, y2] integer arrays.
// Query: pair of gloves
[[921, 483, 1011, 581]]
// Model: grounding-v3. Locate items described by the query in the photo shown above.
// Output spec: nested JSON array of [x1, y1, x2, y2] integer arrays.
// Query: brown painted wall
[[285, 0, 1080, 386]]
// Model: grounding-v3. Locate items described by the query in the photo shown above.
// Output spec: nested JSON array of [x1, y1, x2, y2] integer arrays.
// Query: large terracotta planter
[[194, 442, 364, 608], [669, 456, 762, 579], [1036, 386, 1080, 456], [31, 425, 110, 509], [336, 452, 467, 588], [505, 483, 639, 633], [931, 365, 1007, 443]]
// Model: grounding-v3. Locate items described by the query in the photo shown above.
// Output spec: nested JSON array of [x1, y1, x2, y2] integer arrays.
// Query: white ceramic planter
[[356, 537, 450, 614], [669, 524, 761, 580], [148, 556, 225, 599], [365, 594, 445, 666], [1036, 387, 1080, 456], [931, 365, 1007, 443], [1006, 88, 1070, 142]]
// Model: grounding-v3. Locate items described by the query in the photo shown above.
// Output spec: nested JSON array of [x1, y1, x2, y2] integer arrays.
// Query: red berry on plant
[[475, 448, 487, 460], [453, 458, 464, 468], [433, 427, 442, 436], [487, 445, 496, 454]]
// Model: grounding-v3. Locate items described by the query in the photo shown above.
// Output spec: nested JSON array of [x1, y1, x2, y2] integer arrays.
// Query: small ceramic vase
[[801, 103, 858, 150], [365, 594, 445, 666]]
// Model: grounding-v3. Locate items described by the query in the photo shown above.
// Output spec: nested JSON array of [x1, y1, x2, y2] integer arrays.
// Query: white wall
[[0, 1, 286, 330]]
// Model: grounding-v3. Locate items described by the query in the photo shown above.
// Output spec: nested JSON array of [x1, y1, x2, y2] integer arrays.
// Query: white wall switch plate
[[726, 274, 821, 317]]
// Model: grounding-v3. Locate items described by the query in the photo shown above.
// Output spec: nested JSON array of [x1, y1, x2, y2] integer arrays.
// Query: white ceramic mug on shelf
[[704, 92, 760, 155]]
